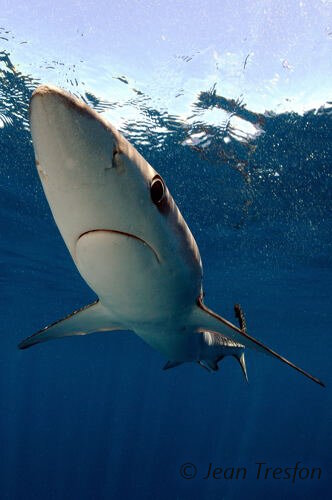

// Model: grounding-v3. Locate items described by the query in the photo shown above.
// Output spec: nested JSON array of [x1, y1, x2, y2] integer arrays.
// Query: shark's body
[[19, 85, 324, 387]]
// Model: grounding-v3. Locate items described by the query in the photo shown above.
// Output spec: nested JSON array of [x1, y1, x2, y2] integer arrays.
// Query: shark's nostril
[[112, 149, 120, 168]]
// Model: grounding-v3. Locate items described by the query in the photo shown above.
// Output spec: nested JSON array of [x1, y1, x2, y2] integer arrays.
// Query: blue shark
[[18, 85, 324, 387]]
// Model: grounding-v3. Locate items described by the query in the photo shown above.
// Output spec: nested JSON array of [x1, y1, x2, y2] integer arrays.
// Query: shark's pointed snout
[[30, 85, 119, 176], [29, 85, 129, 259]]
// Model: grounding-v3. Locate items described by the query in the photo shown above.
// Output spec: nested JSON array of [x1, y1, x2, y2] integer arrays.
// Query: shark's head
[[30, 85, 202, 320]]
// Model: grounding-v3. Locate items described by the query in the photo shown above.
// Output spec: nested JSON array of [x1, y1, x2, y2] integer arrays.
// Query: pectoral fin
[[18, 300, 125, 349], [194, 296, 325, 387]]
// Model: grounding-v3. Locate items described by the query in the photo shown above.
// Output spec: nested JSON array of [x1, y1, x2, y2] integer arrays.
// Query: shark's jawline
[[77, 229, 161, 263]]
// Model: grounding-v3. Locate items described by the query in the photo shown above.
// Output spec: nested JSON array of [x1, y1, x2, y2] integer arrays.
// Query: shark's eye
[[150, 176, 165, 205]]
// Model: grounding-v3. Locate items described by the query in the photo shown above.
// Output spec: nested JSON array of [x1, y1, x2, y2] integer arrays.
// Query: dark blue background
[[0, 52, 331, 499]]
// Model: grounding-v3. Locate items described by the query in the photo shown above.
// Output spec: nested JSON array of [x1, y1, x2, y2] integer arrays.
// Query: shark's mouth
[[77, 229, 160, 263]]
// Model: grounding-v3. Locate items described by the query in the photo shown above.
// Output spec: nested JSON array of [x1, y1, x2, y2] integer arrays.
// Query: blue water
[[0, 49, 331, 500]]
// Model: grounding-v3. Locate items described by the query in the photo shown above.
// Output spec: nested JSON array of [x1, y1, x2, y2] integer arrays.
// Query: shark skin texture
[[18, 85, 324, 387]]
